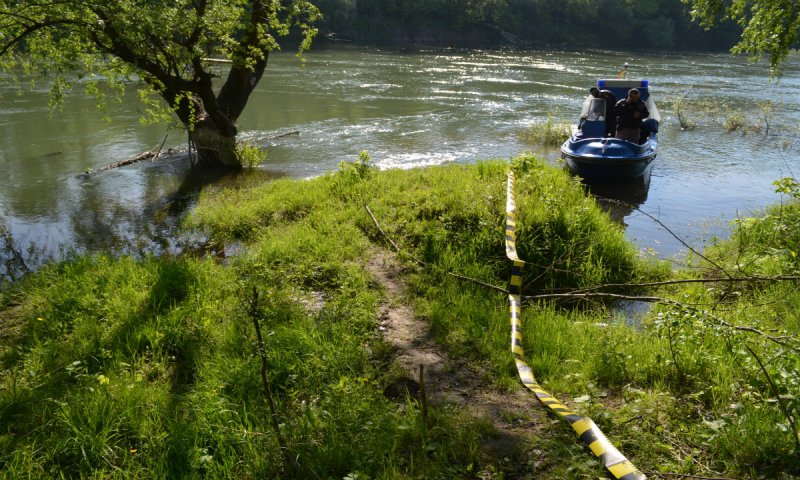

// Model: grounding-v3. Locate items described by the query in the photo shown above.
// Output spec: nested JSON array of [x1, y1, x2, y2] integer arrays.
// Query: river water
[[1, 47, 799, 277]]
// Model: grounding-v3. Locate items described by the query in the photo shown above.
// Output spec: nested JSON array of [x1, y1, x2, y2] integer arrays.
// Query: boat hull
[[561, 134, 657, 179]]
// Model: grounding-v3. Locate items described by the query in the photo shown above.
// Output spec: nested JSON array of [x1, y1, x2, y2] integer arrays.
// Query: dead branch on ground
[[523, 291, 800, 351], [364, 205, 509, 294]]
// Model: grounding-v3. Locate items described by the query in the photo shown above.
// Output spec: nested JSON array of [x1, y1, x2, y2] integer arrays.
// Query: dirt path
[[365, 249, 550, 465]]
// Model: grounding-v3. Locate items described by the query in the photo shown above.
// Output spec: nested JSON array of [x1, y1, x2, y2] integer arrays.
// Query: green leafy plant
[[723, 111, 747, 132], [332, 150, 375, 200], [235, 141, 268, 169]]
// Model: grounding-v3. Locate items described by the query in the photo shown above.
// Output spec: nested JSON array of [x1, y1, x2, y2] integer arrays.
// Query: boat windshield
[[580, 97, 606, 121], [645, 96, 660, 122]]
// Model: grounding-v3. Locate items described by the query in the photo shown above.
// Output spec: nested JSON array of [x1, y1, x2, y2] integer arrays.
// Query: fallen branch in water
[[84, 130, 300, 175], [269, 130, 299, 140], [84, 134, 171, 175]]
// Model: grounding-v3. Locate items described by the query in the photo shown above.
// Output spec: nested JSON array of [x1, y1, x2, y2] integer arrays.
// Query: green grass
[[1, 154, 798, 478], [519, 116, 572, 146]]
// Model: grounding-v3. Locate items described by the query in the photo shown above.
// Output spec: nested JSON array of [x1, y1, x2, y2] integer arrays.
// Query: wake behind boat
[[561, 79, 660, 178]]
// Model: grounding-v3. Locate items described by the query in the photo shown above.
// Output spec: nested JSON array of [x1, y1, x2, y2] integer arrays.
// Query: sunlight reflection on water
[[1, 47, 798, 270]]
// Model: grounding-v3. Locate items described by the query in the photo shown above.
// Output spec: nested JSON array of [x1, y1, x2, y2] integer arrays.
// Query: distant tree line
[[312, 0, 743, 50]]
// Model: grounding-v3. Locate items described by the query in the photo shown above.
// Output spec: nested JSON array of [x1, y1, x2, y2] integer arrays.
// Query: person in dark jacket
[[614, 88, 649, 143], [590, 87, 617, 137]]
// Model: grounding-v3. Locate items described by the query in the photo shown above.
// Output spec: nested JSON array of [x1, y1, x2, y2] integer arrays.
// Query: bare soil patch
[[365, 249, 551, 464]]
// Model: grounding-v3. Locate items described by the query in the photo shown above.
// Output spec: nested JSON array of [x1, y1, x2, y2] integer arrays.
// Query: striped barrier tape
[[505, 171, 646, 480]]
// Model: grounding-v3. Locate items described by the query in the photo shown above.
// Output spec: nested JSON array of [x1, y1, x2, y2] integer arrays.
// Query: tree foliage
[[0, 0, 319, 167], [683, 0, 800, 74]]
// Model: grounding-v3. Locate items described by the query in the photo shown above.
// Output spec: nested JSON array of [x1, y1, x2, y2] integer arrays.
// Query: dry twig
[[248, 286, 297, 471], [523, 291, 800, 351], [643, 472, 733, 480], [745, 344, 800, 454], [364, 204, 508, 294]]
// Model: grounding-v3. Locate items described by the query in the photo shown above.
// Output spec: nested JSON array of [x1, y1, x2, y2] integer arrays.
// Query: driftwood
[[82, 130, 300, 176], [268, 130, 299, 140], [84, 135, 172, 175], [201, 57, 233, 64]]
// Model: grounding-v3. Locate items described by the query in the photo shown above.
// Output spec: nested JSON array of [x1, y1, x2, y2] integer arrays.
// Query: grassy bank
[[0, 155, 798, 478]]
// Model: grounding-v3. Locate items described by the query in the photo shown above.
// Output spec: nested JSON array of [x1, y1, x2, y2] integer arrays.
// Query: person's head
[[589, 87, 599, 98], [627, 88, 640, 101]]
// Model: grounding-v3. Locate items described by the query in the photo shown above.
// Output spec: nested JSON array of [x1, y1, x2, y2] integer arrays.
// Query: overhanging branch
[[0, 18, 88, 56]]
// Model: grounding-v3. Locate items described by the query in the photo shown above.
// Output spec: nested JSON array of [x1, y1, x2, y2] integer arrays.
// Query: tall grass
[[2, 155, 797, 478], [519, 116, 572, 146], [0, 252, 481, 477]]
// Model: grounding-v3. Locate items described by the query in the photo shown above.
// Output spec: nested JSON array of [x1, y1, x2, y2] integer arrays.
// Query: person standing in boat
[[590, 87, 617, 137], [614, 88, 649, 143]]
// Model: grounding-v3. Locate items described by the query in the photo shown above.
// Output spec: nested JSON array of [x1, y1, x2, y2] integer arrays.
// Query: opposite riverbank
[[1, 155, 798, 478]]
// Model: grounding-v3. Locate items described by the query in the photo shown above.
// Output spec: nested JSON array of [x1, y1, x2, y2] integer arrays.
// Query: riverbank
[[1, 156, 798, 478], [3, 48, 798, 266]]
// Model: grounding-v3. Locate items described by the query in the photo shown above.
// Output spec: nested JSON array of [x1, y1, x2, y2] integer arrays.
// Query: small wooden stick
[[419, 364, 428, 429]]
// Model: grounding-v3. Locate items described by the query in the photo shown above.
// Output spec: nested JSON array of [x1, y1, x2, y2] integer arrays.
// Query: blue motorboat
[[561, 79, 660, 178]]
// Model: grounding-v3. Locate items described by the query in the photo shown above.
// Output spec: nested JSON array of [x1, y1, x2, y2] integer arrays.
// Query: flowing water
[[1, 46, 799, 277]]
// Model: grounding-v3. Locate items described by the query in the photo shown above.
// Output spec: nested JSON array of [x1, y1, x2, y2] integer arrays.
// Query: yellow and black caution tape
[[504, 171, 646, 480]]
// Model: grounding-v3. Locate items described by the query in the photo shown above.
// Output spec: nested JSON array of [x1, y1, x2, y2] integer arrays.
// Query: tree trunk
[[190, 121, 240, 168]]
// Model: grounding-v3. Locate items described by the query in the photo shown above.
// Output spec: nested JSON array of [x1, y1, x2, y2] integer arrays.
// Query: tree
[[683, 0, 800, 75], [0, 1, 319, 167]]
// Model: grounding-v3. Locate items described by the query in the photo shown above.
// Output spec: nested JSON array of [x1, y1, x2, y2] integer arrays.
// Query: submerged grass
[[519, 116, 572, 147], [1, 154, 798, 478]]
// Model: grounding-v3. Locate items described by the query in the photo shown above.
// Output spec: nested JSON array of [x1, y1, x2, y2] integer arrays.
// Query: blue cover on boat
[[598, 79, 650, 103], [582, 119, 605, 138]]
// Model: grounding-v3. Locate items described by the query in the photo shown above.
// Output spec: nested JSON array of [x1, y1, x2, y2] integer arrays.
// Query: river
[[1, 47, 799, 278]]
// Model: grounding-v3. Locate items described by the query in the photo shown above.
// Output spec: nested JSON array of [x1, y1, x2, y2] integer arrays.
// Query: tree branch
[[187, 0, 209, 47], [744, 344, 800, 454], [84, 134, 171, 175], [216, 0, 272, 123], [0, 19, 88, 56], [523, 291, 800, 351], [598, 195, 733, 279], [89, 6, 198, 96], [248, 286, 297, 471], [569, 275, 800, 294]]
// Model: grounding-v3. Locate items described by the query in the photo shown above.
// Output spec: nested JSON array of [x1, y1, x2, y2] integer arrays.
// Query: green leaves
[[0, 1, 319, 121], [774, 177, 800, 199], [684, 0, 800, 76]]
